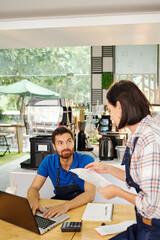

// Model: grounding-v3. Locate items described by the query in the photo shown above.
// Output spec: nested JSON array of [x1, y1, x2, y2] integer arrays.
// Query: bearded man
[[27, 126, 95, 219]]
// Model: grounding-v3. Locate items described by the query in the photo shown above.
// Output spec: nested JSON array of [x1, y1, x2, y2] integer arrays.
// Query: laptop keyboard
[[34, 215, 56, 229]]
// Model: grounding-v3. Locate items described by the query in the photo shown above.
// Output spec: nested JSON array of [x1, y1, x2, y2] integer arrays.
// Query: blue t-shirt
[[37, 152, 94, 194]]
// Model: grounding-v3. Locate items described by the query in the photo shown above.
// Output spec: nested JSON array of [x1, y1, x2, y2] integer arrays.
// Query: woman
[[85, 80, 160, 239]]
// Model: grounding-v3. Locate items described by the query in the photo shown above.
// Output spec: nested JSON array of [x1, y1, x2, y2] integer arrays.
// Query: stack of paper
[[82, 203, 113, 221]]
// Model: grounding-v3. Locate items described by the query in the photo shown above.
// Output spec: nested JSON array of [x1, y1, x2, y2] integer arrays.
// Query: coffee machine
[[77, 121, 93, 151], [98, 115, 112, 134]]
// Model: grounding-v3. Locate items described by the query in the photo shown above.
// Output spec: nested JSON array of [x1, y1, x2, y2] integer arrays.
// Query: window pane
[[0, 46, 91, 110], [115, 45, 158, 104]]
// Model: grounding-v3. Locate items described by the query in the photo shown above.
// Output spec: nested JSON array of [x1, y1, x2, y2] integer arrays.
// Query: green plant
[[102, 72, 113, 89], [0, 108, 4, 120], [0, 108, 10, 122]]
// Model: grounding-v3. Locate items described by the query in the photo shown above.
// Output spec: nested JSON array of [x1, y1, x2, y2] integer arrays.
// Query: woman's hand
[[85, 162, 125, 182], [97, 185, 123, 200], [85, 162, 109, 174]]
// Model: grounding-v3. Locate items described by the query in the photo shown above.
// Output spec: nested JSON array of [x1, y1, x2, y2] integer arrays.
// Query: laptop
[[0, 191, 69, 234]]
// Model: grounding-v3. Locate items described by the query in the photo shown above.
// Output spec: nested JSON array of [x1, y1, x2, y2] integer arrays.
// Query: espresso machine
[[77, 121, 93, 151], [98, 115, 112, 134]]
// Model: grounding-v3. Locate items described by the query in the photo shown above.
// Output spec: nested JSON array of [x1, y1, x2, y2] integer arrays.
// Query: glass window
[[0, 46, 91, 110], [115, 45, 158, 104]]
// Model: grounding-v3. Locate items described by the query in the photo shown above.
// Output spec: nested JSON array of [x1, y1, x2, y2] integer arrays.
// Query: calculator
[[61, 221, 82, 232]]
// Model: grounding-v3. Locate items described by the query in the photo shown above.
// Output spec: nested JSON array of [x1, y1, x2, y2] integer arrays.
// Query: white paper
[[95, 220, 136, 236], [82, 203, 113, 221], [70, 168, 111, 188]]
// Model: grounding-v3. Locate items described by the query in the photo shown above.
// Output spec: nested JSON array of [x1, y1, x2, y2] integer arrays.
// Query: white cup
[[5, 186, 17, 195], [87, 142, 92, 148]]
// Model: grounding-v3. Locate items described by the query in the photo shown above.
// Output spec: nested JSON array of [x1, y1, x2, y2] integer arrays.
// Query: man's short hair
[[52, 126, 74, 144]]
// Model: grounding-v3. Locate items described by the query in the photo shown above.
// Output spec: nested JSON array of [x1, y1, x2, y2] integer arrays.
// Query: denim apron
[[109, 137, 160, 240], [51, 168, 84, 200]]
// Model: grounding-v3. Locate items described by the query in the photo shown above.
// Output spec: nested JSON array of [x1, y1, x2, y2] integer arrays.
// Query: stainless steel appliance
[[99, 136, 114, 160], [25, 97, 73, 135], [103, 132, 127, 158]]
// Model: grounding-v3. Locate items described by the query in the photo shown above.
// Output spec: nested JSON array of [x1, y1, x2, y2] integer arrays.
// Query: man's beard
[[57, 148, 74, 159]]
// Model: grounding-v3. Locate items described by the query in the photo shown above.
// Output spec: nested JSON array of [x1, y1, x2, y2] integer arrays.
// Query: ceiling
[[0, 0, 160, 49]]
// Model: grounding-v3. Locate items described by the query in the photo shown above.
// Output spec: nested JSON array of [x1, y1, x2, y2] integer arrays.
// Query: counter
[[10, 167, 54, 198], [10, 158, 136, 203]]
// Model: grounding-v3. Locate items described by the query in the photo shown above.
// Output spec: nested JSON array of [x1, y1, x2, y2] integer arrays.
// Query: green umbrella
[[0, 79, 59, 97], [0, 79, 59, 118]]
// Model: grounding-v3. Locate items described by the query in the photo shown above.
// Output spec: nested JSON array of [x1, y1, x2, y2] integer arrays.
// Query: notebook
[[0, 191, 69, 234], [82, 203, 113, 221]]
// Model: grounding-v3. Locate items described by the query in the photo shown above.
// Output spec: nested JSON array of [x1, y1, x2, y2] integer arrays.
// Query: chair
[[0, 133, 10, 157]]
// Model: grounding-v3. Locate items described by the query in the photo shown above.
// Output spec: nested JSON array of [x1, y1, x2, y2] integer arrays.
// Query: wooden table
[[74, 203, 136, 240], [0, 124, 25, 153], [0, 199, 76, 240], [0, 199, 136, 240]]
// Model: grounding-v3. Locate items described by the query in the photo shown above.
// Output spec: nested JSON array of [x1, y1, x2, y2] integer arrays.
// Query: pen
[[105, 206, 107, 215]]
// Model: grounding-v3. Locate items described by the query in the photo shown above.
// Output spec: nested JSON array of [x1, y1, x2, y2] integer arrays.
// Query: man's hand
[[27, 175, 47, 215], [29, 199, 44, 215], [43, 203, 70, 219]]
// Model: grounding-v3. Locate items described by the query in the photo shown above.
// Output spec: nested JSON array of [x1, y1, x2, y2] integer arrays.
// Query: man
[[27, 126, 95, 219]]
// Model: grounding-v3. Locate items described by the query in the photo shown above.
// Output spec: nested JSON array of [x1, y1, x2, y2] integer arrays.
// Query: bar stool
[[0, 133, 10, 157]]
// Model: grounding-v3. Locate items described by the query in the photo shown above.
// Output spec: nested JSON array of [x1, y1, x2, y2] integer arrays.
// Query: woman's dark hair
[[106, 80, 152, 129], [52, 126, 74, 144]]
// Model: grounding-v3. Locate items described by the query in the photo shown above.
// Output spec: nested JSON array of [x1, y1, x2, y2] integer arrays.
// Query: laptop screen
[[0, 191, 40, 234]]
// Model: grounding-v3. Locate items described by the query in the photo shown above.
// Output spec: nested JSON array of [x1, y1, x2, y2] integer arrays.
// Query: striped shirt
[[127, 115, 160, 219]]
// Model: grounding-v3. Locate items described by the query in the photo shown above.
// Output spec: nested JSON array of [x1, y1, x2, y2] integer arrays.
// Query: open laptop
[[0, 191, 69, 234]]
